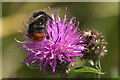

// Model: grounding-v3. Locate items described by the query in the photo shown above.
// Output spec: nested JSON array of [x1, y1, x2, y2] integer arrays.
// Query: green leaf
[[74, 66, 105, 75]]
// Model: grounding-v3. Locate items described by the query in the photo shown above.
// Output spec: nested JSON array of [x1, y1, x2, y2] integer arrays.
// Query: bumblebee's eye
[[39, 20, 43, 26], [34, 19, 43, 27]]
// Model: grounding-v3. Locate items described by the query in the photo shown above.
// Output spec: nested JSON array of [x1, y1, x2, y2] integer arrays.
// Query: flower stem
[[95, 60, 101, 78]]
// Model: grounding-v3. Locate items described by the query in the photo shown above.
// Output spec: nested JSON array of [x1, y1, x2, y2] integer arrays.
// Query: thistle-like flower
[[82, 30, 107, 62], [15, 7, 86, 73]]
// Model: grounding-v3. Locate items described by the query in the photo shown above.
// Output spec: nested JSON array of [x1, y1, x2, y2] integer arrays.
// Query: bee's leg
[[44, 25, 50, 40], [44, 25, 54, 44]]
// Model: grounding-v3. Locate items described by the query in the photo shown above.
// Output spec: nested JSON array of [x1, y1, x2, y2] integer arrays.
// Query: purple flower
[[15, 7, 86, 72]]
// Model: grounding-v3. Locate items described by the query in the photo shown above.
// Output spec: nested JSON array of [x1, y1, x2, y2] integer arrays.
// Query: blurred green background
[[2, 2, 118, 78]]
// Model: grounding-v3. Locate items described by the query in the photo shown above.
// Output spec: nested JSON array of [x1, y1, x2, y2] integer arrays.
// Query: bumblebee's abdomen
[[29, 32, 45, 42]]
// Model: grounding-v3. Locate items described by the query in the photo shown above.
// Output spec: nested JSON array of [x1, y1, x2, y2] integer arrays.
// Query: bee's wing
[[27, 17, 36, 24]]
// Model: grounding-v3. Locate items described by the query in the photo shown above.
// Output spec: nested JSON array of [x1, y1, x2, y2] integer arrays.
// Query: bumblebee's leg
[[44, 25, 50, 40], [44, 25, 54, 44]]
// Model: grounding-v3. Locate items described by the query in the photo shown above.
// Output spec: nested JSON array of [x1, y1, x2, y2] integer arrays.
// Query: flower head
[[15, 7, 86, 72], [81, 30, 107, 61]]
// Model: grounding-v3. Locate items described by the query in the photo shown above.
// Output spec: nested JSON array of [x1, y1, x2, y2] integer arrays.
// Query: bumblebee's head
[[27, 11, 52, 35]]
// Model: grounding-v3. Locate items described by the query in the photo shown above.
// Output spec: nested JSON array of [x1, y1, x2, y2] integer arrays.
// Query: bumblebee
[[27, 11, 52, 42]]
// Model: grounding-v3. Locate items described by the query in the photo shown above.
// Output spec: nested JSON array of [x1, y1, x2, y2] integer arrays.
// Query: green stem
[[95, 60, 101, 78]]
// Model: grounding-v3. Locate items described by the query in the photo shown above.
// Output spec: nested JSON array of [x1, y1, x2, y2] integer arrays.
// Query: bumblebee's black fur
[[28, 11, 52, 40]]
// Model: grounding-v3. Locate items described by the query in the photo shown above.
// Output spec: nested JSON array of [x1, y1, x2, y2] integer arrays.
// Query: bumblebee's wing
[[27, 17, 36, 24]]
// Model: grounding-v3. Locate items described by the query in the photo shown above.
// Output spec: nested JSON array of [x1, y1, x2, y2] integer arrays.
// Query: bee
[[27, 11, 52, 42]]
